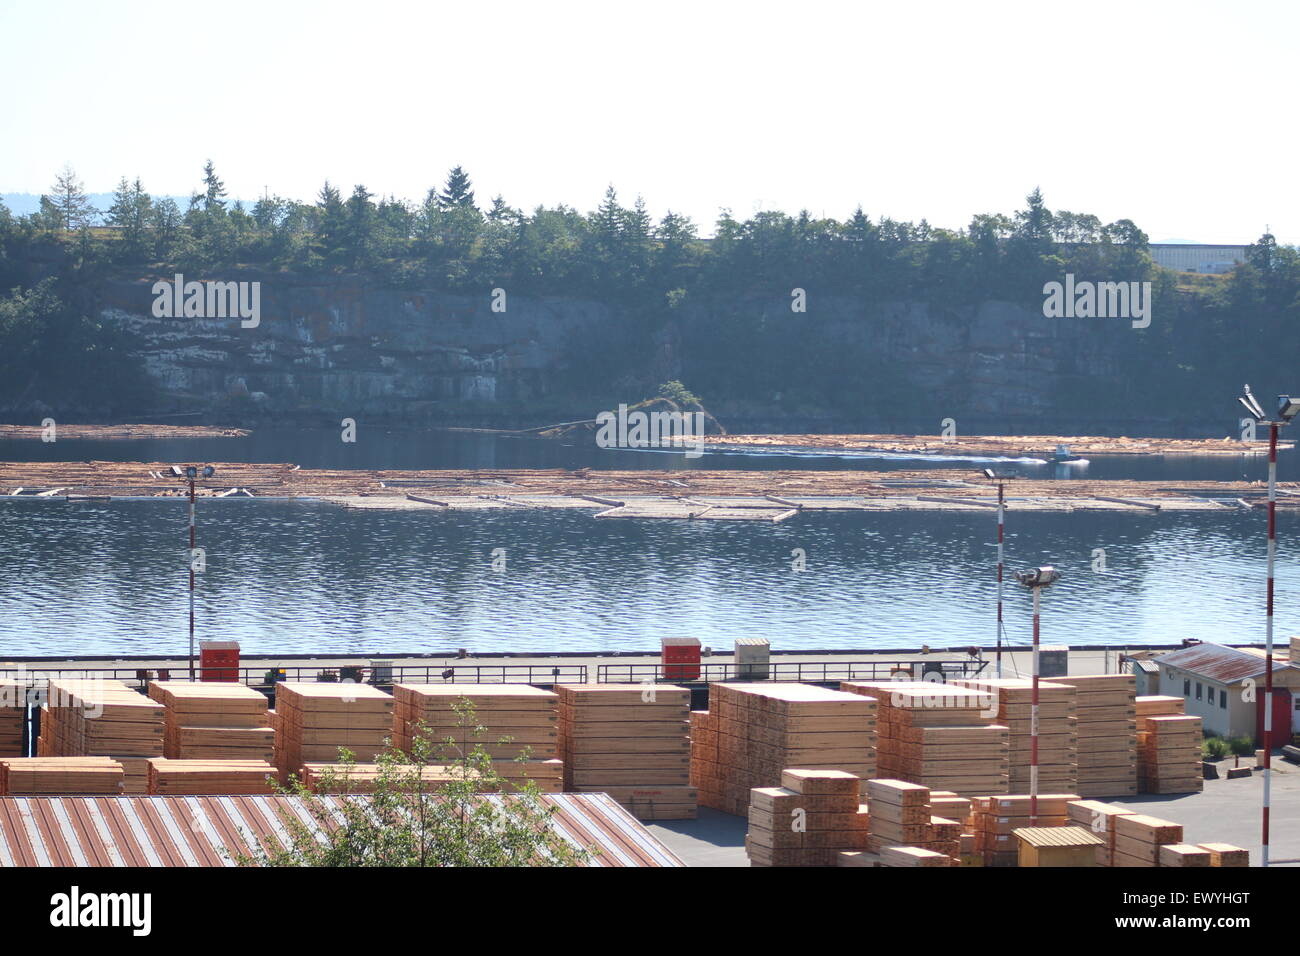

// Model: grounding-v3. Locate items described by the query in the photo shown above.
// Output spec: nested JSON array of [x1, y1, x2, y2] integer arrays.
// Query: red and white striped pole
[[1262, 421, 1277, 867], [1030, 584, 1041, 826], [188, 476, 196, 680], [996, 482, 1005, 678]]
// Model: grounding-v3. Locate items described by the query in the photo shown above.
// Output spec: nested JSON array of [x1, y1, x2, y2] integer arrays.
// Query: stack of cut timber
[[865, 778, 959, 863], [0, 679, 23, 756], [146, 758, 276, 795], [1198, 843, 1249, 867], [300, 759, 564, 794], [1136, 697, 1203, 794], [953, 678, 1078, 794], [148, 681, 274, 760], [876, 845, 953, 867], [1067, 798, 1136, 866], [392, 684, 559, 763], [841, 680, 1006, 796], [698, 682, 876, 815], [1159, 843, 1212, 867], [1045, 674, 1137, 797], [969, 792, 1080, 866], [556, 684, 695, 819], [274, 682, 395, 781], [745, 769, 870, 867], [0, 757, 124, 795], [1113, 813, 1184, 867], [38, 679, 164, 793]]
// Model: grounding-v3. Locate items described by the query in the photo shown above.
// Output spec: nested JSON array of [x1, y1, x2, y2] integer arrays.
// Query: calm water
[[0, 498, 1295, 658]]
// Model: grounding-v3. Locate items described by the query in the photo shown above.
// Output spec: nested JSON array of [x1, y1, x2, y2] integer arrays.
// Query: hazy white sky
[[2, 0, 1295, 243]]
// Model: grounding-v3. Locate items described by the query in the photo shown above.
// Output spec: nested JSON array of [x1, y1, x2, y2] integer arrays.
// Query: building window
[[1183, 679, 1190, 696], [1220, 690, 1226, 709], [1196, 682, 1203, 700]]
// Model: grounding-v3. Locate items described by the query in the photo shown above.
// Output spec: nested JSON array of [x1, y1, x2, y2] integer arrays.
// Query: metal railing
[[595, 658, 988, 684]]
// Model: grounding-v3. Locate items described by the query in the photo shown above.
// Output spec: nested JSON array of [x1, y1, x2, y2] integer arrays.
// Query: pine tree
[[202, 160, 228, 211], [46, 164, 95, 232], [439, 166, 476, 209]]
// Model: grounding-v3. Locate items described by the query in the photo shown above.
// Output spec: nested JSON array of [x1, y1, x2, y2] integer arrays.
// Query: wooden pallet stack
[[556, 684, 695, 819], [745, 769, 870, 866], [392, 684, 559, 763], [299, 759, 564, 794], [696, 683, 876, 815], [1135, 697, 1203, 794], [841, 681, 1006, 796], [37, 679, 164, 793], [147, 682, 274, 760], [146, 758, 277, 795], [1112, 813, 1184, 867], [953, 678, 1078, 794], [969, 793, 1080, 866], [274, 682, 395, 781], [1037, 674, 1136, 797], [0, 679, 23, 757], [864, 778, 961, 863], [0, 757, 125, 795]]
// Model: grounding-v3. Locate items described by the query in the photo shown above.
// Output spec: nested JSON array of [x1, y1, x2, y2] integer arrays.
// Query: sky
[[1, 0, 1295, 243]]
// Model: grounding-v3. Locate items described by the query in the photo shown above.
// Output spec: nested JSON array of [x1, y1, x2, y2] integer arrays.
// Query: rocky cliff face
[[97, 277, 1142, 428]]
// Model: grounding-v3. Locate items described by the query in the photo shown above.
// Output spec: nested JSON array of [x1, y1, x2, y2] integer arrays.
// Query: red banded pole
[[188, 477, 196, 680], [1263, 422, 1277, 867], [996, 482, 1004, 678], [1030, 584, 1040, 826]]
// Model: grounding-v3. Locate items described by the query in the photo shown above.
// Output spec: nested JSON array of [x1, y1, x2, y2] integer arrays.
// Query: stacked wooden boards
[[841, 681, 1006, 796], [1045, 674, 1137, 796], [694, 682, 876, 815], [556, 683, 695, 819], [865, 778, 961, 862], [1066, 798, 1248, 867], [37, 679, 163, 793], [299, 760, 564, 794], [148, 682, 274, 760], [969, 793, 1080, 866], [745, 769, 870, 866], [1136, 696, 1203, 794], [1112, 813, 1185, 867], [0, 757, 124, 795], [392, 684, 559, 762], [1066, 798, 1135, 866], [147, 758, 277, 795], [953, 678, 1078, 794], [0, 679, 23, 756], [274, 682, 395, 781]]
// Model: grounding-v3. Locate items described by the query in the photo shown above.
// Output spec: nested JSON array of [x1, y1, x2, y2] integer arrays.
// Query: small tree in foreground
[[240, 698, 595, 867]]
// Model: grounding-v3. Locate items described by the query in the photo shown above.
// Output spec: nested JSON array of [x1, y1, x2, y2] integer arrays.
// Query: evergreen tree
[[45, 164, 96, 232], [439, 166, 476, 209], [201, 159, 228, 211]]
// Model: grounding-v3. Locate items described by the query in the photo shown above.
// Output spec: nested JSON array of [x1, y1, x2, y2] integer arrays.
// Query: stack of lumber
[[1041, 674, 1137, 796], [0, 757, 124, 795], [1112, 813, 1184, 867], [1135, 697, 1203, 794], [969, 792, 1080, 866], [274, 682, 395, 781], [1066, 798, 1136, 866], [841, 680, 1006, 796], [146, 758, 276, 795], [0, 680, 23, 756], [953, 678, 1078, 794], [37, 679, 164, 793], [745, 769, 870, 867], [392, 684, 558, 761], [695, 682, 876, 815], [1158, 843, 1212, 867], [865, 778, 961, 862], [148, 682, 274, 760], [300, 759, 564, 794], [556, 684, 695, 819], [1198, 843, 1250, 867]]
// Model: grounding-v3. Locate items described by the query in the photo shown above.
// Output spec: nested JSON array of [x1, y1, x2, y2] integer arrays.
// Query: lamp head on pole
[[1015, 566, 1061, 589]]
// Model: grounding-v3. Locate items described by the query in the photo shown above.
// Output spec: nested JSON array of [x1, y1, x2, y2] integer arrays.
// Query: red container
[[661, 637, 701, 681], [200, 640, 240, 682]]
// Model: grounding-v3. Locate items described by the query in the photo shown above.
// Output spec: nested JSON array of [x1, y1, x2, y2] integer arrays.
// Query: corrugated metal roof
[[1013, 826, 1105, 848], [1154, 643, 1297, 684], [0, 793, 685, 867]]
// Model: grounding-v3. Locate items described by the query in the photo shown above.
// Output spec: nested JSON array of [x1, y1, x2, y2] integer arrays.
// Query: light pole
[[1015, 565, 1061, 826], [1236, 385, 1299, 867], [982, 469, 1008, 677], [177, 464, 216, 679]]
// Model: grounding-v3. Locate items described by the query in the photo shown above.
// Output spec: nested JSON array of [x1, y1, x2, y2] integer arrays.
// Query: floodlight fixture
[[1277, 395, 1300, 423], [1240, 384, 1267, 422], [1015, 566, 1061, 589], [184, 465, 198, 479], [202, 465, 216, 478]]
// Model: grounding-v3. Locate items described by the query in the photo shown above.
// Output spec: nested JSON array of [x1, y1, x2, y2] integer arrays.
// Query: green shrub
[[1202, 736, 1230, 760], [1228, 735, 1255, 756]]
